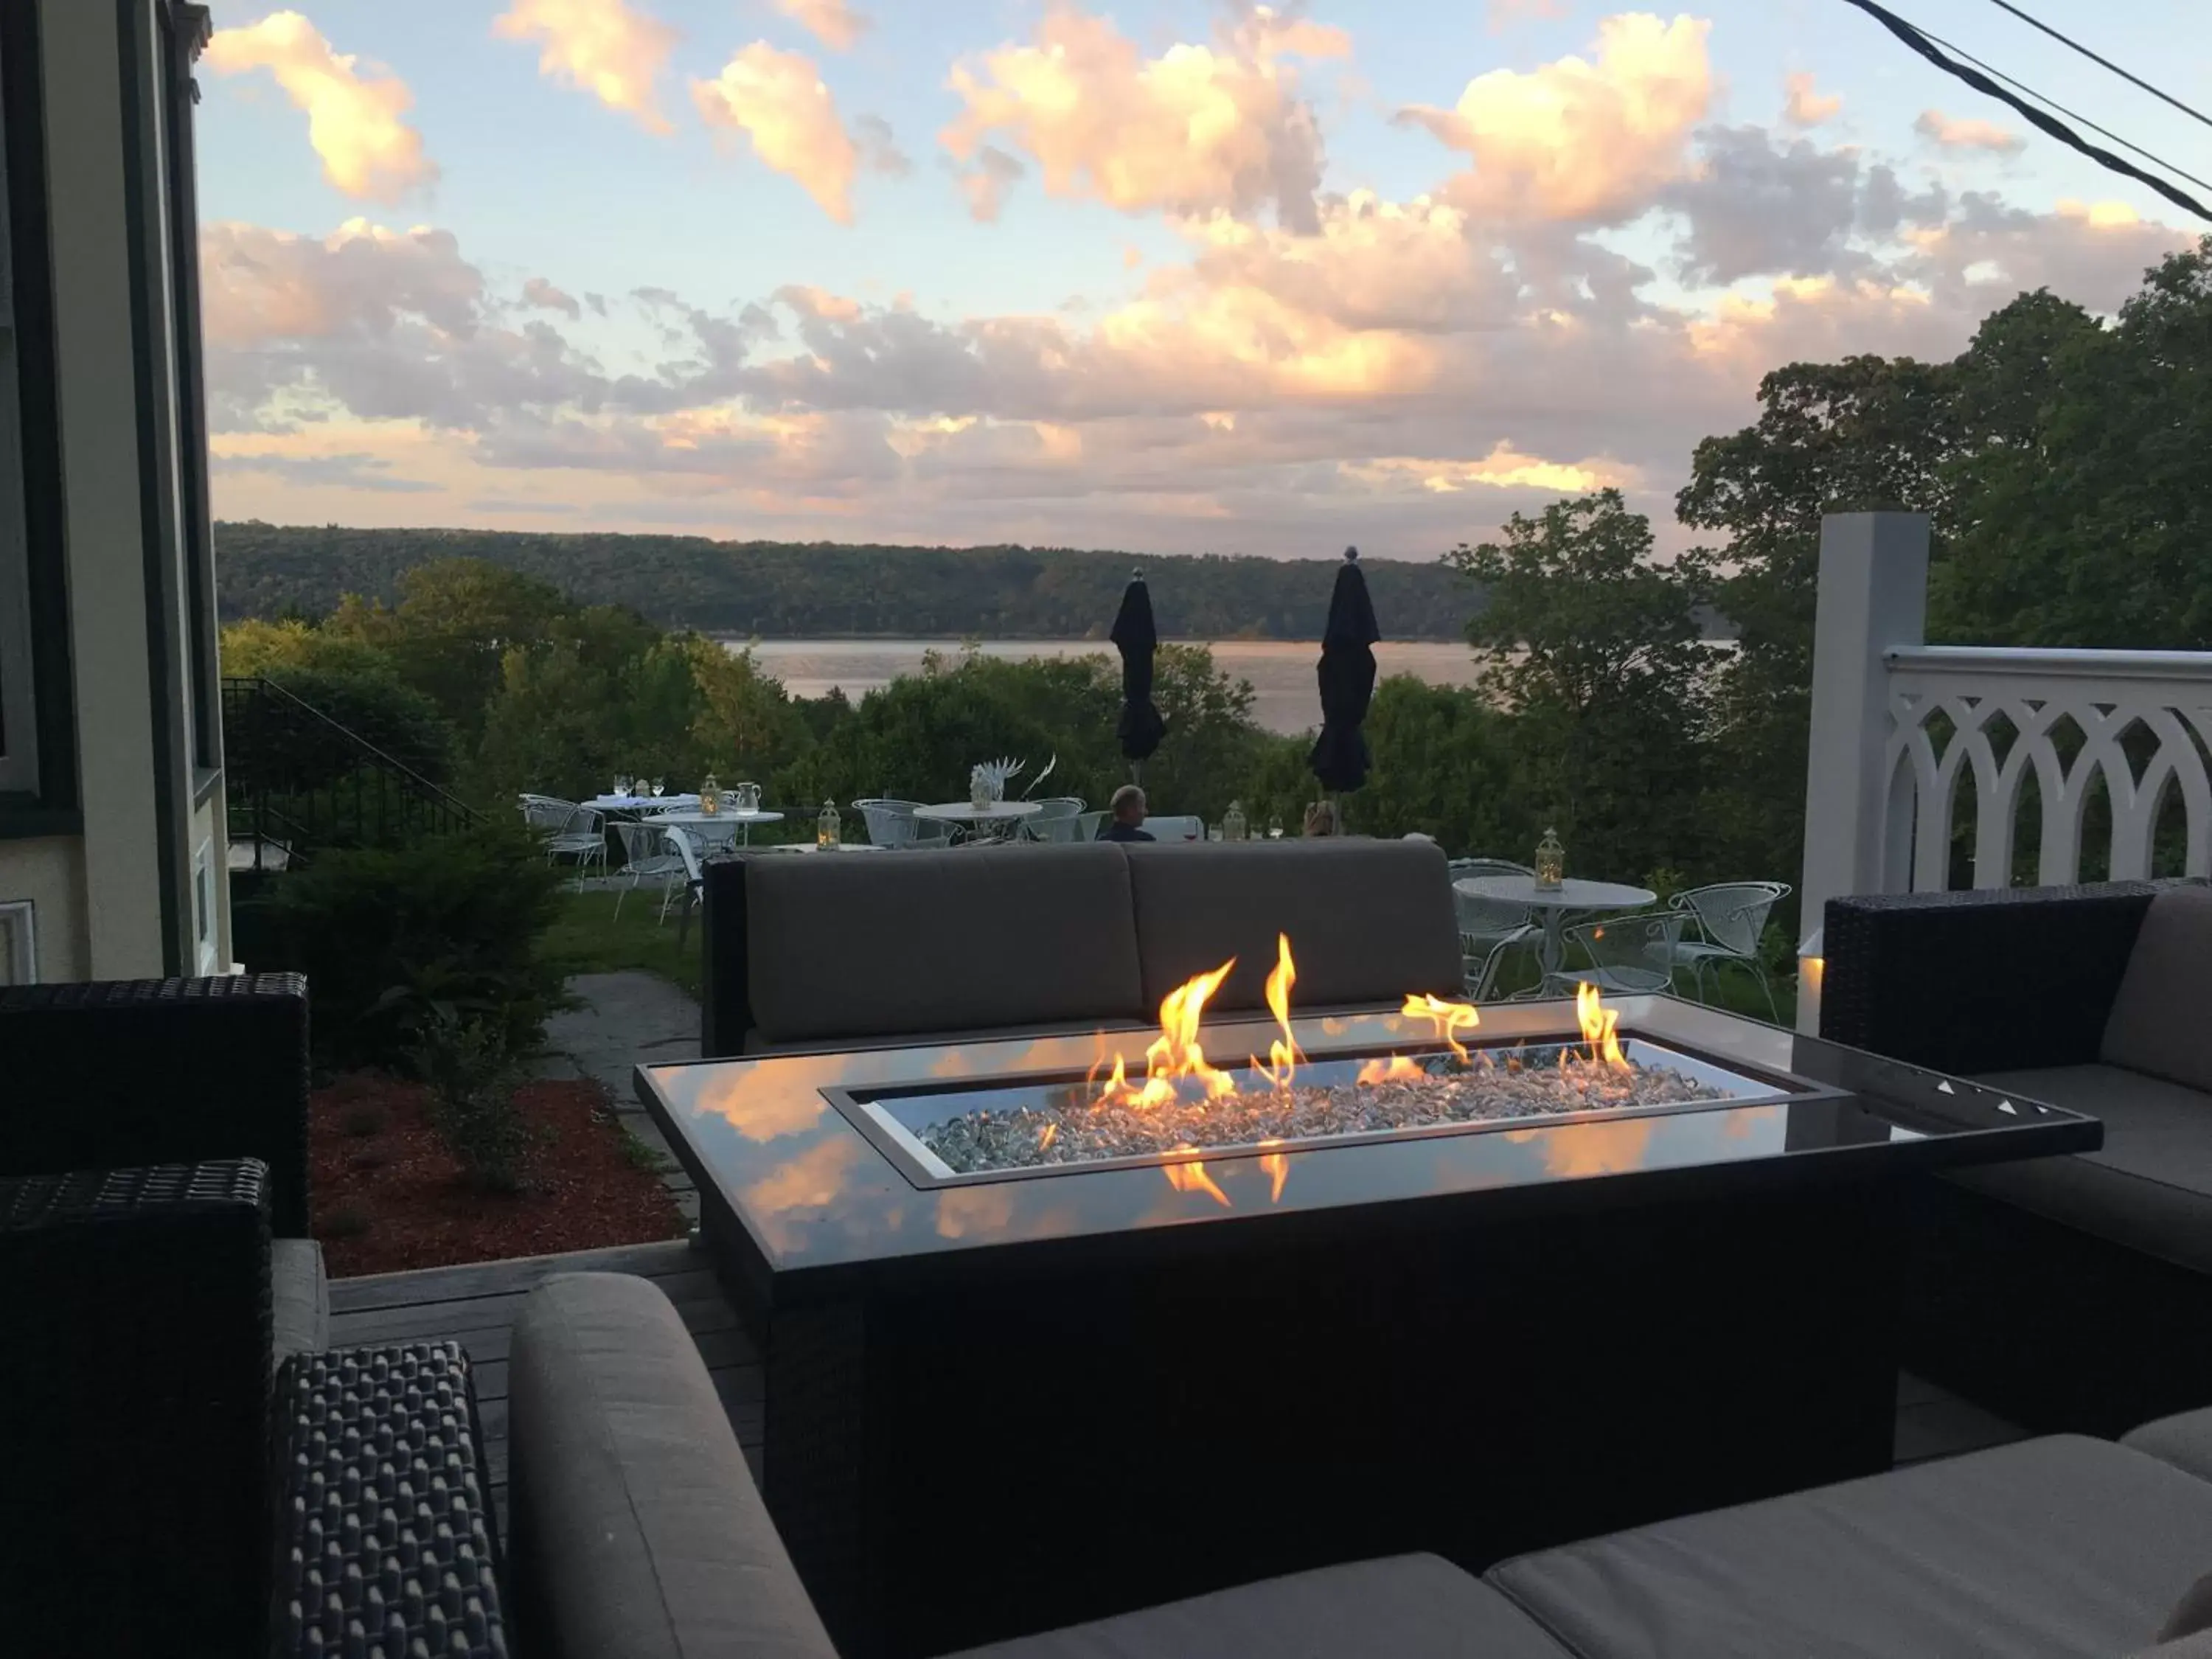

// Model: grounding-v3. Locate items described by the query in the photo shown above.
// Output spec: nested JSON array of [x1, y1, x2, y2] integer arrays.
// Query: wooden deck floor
[[330, 1240, 2022, 1537], [327, 1237, 762, 1525]]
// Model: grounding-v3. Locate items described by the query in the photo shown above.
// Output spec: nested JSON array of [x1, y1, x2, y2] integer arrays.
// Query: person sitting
[[1097, 784, 1155, 843], [1303, 799, 1342, 838]]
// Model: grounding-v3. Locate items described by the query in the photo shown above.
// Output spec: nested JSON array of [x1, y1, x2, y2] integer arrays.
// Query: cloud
[[774, 0, 870, 52], [956, 145, 1026, 222], [854, 114, 913, 177], [1662, 126, 1888, 286], [493, 0, 678, 133], [1397, 12, 1713, 224], [204, 12, 438, 203], [210, 448, 441, 493], [940, 4, 1339, 231], [1488, 0, 1568, 26], [692, 43, 863, 223], [1914, 108, 2024, 156], [522, 276, 582, 318], [1783, 71, 1840, 128]]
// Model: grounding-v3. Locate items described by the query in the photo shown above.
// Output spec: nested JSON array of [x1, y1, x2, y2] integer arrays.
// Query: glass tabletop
[[636, 998, 2098, 1295]]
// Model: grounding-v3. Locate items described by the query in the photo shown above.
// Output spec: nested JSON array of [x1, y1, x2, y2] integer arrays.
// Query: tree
[[1447, 491, 1714, 880], [329, 559, 568, 740]]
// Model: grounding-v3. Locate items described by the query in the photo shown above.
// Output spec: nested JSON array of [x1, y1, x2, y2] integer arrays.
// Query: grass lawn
[[543, 887, 703, 998]]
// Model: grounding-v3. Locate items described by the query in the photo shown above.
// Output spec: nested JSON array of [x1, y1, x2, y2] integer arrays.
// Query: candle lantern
[[1534, 827, 1565, 891]]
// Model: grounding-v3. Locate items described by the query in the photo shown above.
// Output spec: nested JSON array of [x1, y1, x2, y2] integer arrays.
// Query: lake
[[731, 638, 1485, 736]]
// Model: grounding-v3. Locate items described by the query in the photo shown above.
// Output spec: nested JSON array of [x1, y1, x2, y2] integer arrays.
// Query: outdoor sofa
[[506, 1266, 2212, 1659], [1823, 880, 2212, 1435], [700, 837, 1466, 1057]]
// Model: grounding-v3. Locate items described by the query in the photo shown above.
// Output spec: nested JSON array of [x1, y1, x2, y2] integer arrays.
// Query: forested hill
[[211, 524, 1479, 640]]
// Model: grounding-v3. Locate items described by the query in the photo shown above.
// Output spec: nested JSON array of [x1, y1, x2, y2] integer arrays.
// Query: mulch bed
[[310, 1072, 686, 1278]]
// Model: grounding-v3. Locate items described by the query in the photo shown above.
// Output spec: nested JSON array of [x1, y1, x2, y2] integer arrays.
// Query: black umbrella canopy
[[1110, 570, 1168, 767], [1309, 547, 1380, 794]]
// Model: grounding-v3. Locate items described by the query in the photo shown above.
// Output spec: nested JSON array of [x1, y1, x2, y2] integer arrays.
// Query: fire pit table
[[637, 990, 2096, 1658]]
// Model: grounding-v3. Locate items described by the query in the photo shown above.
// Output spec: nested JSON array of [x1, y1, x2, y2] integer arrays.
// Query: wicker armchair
[[0, 973, 313, 1235]]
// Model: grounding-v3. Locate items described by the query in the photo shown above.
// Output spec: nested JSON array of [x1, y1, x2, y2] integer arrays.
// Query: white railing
[[1796, 512, 2212, 1030]]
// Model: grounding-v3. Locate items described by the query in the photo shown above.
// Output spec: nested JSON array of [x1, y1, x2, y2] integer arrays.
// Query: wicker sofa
[[1822, 881, 2212, 1434], [700, 837, 1466, 1057], [507, 1267, 2212, 1659]]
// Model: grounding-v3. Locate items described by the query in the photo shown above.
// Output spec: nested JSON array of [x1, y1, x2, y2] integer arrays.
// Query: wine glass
[[1267, 815, 1284, 840], [650, 777, 666, 799], [613, 773, 632, 800]]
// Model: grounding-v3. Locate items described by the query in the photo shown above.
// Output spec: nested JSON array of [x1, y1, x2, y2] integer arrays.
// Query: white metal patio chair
[[1020, 798, 1088, 843], [1545, 911, 1689, 998], [1449, 858, 1539, 1000], [519, 794, 574, 832], [664, 828, 706, 948], [529, 799, 606, 880], [1078, 810, 1107, 842], [854, 799, 953, 850], [1666, 881, 1791, 1021], [611, 821, 686, 922]]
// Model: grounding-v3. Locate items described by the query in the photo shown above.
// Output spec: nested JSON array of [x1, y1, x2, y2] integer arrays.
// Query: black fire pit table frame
[[636, 996, 2098, 1659]]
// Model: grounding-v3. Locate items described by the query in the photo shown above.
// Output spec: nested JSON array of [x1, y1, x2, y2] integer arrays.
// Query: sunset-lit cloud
[[1397, 12, 1712, 223], [693, 42, 863, 223], [204, 12, 437, 202], [521, 276, 582, 318], [1784, 71, 1841, 128], [1349, 445, 1636, 494], [493, 0, 678, 133], [775, 0, 871, 53], [1915, 108, 2024, 156], [942, 4, 1342, 229]]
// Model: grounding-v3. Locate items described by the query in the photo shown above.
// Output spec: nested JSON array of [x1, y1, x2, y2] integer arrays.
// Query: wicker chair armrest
[[0, 1160, 275, 1655], [0, 974, 313, 1234], [1820, 883, 2156, 1075], [274, 1342, 509, 1658]]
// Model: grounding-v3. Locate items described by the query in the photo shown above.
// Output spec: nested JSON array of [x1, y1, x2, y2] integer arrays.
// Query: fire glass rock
[[919, 1046, 1725, 1175]]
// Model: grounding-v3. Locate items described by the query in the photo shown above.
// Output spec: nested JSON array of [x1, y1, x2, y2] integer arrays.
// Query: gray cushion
[[945, 1552, 1569, 1658], [1124, 840, 1464, 1015], [1487, 1435, 2212, 1659], [2131, 1638, 2212, 1659], [745, 843, 1145, 1045], [745, 1012, 1150, 1057], [2104, 887, 2212, 1093], [270, 1237, 328, 1366], [2124, 1407, 2212, 1485], [1955, 1065, 2212, 1273], [507, 1272, 837, 1659]]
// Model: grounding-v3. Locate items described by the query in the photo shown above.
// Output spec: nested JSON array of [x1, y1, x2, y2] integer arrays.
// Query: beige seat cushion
[[1955, 1065, 2212, 1273], [507, 1272, 838, 1659], [1489, 1435, 2212, 1659], [270, 1237, 328, 1366], [945, 1553, 1569, 1658], [2104, 887, 2212, 1093], [1124, 840, 1464, 1015], [745, 843, 1145, 1046]]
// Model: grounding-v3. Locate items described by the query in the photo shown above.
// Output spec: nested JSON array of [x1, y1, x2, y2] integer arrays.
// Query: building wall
[[0, 0, 223, 984]]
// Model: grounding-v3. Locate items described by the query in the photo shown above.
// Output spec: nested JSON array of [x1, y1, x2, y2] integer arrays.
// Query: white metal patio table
[[652, 807, 784, 848], [1453, 874, 1657, 987], [915, 801, 1042, 843], [587, 792, 700, 815]]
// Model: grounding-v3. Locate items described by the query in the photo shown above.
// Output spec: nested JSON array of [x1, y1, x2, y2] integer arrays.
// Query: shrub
[[262, 823, 570, 1068], [227, 666, 456, 790], [407, 1008, 532, 1192]]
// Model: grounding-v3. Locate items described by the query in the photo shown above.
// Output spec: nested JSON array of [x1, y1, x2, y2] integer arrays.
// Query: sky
[[196, 0, 2208, 560]]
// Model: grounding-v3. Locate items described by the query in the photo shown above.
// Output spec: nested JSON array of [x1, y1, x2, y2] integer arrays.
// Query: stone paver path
[[535, 971, 701, 1225]]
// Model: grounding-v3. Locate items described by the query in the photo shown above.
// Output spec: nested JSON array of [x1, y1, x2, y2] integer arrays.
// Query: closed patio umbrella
[[1310, 546, 1379, 795], [1111, 570, 1168, 776]]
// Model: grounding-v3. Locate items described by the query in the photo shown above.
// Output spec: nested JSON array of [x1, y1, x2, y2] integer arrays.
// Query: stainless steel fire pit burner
[[826, 1029, 1830, 1189]]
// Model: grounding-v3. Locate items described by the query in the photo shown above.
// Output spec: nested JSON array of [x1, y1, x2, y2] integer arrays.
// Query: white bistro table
[[1453, 874, 1658, 985], [650, 807, 784, 850], [916, 801, 1042, 843], [587, 793, 700, 814]]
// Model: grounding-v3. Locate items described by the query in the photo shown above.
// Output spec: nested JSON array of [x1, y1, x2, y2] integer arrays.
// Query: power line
[[1922, 26, 2212, 195], [1837, 0, 2212, 222], [1980, 0, 2212, 133]]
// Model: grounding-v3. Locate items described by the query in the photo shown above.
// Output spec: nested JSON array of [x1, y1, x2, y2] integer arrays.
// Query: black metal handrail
[[223, 675, 479, 870]]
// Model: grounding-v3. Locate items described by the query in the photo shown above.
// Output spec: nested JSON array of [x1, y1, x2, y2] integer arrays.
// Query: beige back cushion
[[1124, 838, 1464, 1015], [745, 843, 1146, 1044], [2102, 887, 2212, 1095]]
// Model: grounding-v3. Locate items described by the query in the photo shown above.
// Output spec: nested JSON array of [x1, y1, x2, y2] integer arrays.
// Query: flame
[[1036, 1121, 1058, 1153], [1258, 1148, 1290, 1203], [1097, 957, 1239, 1110], [1357, 1053, 1428, 1087], [1400, 992, 1481, 1062], [1576, 982, 1627, 1067], [1251, 933, 1304, 1088], [1162, 1148, 1231, 1206]]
